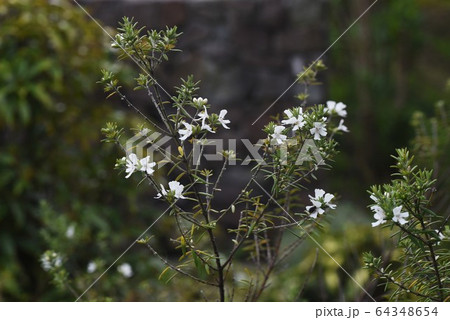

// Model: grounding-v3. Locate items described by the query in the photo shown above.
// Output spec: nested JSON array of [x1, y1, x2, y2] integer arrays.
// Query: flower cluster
[[370, 194, 409, 227], [268, 100, 349, 147], [40, 250, 63, 272], [155, 180, 186, 200], [326, 101, 349, 133], [305, 189, 336, 219], [123, 153, 156, 178], [281, 107, 305, 131], [178, 97, 230, 142], [118, 153, 187, 202]]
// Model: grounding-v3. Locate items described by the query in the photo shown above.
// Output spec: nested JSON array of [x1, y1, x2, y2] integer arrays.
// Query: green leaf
[[192, 251, 206, 279], [158, 266, 171, 281]]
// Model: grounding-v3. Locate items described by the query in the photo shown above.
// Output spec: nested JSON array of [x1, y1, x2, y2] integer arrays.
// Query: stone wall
[[81, 0, 328, 201], [82, 0, 328, 135]]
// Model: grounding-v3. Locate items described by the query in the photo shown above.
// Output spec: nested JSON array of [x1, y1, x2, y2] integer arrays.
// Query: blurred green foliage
[[0, 0, 146, 301], [329, 0, 450, 198], [1, 0, 449, 302], [411, 82, 450, 216]]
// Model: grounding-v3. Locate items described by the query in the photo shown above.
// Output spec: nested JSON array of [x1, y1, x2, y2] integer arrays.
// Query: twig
[[144, 242, 218, 287]]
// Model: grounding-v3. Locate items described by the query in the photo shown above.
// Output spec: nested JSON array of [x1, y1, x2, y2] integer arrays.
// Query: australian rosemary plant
[[364, 149, 449, 301], [99, 17, 349, 301]]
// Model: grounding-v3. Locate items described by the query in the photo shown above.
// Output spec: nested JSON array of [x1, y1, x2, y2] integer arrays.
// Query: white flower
[[40, 251, 63, 272], [193, 97, 208, 107], [435, 229, 445, 241], [139, 156, 156, 175], [201, 122, 215, 133], [306, 189, 335, 219], [196, 107, 215, 133], [310, 122, 327, 140], [41, 256, 52, 272], [155, 181, 186, 200], [337, 119, 349, 132], [155, 185, 167, 199], [325, 101, 347, 117], [117, 263, 133, 278], [139, 128, 150, 136], [270, 125, 287, 145], [65, 225, 75, 239], [370, 194, 379, 203], [281, 108, 305, 131], [218, 109, 231, 129], [111, 34, 124, 48], [54, 256, 62, 268], [87, 261, 97, 273], [306, 200, 325, 219], [179, 121, 193, 141], [124, 154, 156, 178], [125, 153, 139, 178], [392, 205, 409, 225], [371, 205, 387, 227], [169, 181, 186, 199]]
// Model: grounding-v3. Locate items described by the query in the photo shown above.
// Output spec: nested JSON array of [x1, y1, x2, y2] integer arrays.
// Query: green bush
[[0, 0, 140, 301]]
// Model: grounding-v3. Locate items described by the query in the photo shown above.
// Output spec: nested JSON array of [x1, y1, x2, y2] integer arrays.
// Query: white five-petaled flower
[[125, 153, 156, 178], [325, 101, 347, 117], [306, 189, 336, 219], [139, 156, 156, 175], [310, 122, 327, 140], [371, 205, 387, 227], [65, 225, 75, 239], [392, 205, 409, 225], [125, 153, 139, 178], [270, 125, 287, 145], [155, 181, 187, 200], [179, 121, 193, 141], [117, 263, 133, 278], [87, 261, 97, 273], [193, 97, 208, 107], [196, 107, 215, 133], [337, 119, 349, 132], [281, 108, 305, 131], [218, 109, 231, 129]]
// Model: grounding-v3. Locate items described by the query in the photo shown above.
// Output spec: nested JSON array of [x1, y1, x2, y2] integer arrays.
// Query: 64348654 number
[[375, 307, 438, 317]]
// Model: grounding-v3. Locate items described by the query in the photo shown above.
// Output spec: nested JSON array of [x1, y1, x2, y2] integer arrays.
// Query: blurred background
[[0, 0, 449, 301]]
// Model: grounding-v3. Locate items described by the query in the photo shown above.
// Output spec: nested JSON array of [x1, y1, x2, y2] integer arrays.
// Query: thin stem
[[145, 242, 218, 287], [373, 266, 439, 301], [174, 214, 217, 271], [113, 86, 168, 134]]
